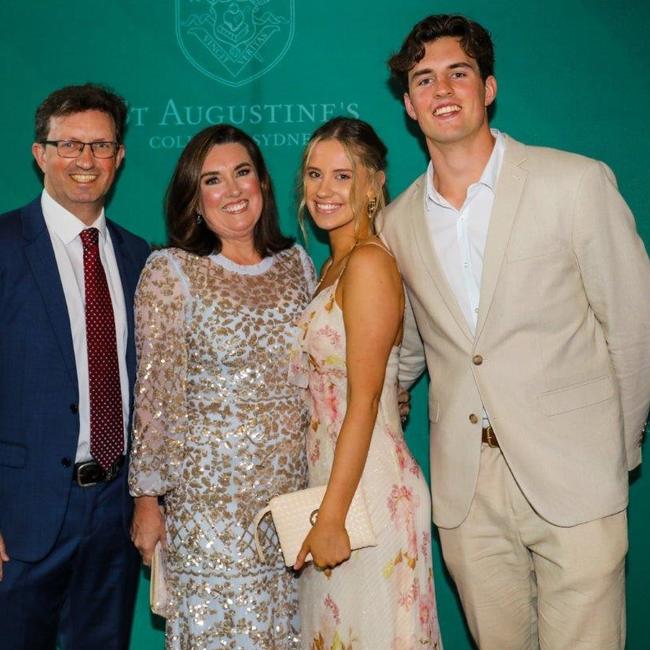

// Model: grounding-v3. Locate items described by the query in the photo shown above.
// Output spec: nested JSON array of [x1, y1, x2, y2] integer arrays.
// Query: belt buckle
[[75, 460, 100, 487], [484, 425, 498, 448], [74, 457, 122, 486]]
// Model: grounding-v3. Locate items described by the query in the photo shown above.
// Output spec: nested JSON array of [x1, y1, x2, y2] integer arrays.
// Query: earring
[[367, 197, 378, 218], [195, 211, 203, 224]]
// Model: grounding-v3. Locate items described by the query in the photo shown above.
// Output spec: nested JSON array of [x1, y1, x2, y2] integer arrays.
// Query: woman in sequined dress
[[290, 118, 442, 648], [128, 125, 316, 649]]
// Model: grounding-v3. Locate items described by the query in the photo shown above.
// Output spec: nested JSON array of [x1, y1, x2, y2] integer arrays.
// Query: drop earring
[[367, 197, 378, 218]]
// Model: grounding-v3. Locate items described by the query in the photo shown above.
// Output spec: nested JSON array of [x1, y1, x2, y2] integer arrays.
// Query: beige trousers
[[439, 445, 627, 650]]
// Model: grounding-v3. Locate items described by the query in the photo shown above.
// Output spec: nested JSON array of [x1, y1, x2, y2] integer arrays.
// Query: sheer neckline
[[209, 252, 274, 276]]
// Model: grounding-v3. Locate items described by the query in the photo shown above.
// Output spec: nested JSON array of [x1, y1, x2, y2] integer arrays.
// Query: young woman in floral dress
[[290, 117, 442, 650]]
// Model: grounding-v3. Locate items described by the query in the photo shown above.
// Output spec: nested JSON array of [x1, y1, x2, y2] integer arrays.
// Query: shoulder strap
[[338, 239, 395, 281], [353, 239, 395, 258]]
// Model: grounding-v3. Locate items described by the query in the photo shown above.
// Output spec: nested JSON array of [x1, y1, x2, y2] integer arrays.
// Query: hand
[[131, 496, 165, 566], [0, 532, 9, 581], [294, 520, 351, 572], [398, 384, 411, 422]]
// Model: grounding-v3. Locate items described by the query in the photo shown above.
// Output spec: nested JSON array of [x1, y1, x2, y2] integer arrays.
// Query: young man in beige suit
[[379, 14, 650, 650]]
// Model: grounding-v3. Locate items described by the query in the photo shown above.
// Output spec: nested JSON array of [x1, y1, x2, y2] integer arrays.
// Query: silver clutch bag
[[252, 484, 377, 567], [150, 541, 169, 617]]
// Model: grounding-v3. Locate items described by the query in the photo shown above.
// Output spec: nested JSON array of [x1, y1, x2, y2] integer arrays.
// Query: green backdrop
[[1, 1, 648, 648]]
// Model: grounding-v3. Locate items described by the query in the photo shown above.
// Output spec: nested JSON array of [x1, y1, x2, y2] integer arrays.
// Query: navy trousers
[[0, 471, 140, 650]]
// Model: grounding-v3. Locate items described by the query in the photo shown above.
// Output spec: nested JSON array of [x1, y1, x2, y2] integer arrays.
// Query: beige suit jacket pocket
[[539, 375, 616, 416]]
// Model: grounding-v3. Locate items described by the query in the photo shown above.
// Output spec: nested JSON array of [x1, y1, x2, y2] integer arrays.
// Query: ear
[[366, 170, 385, 202], [115, 144, 125, 169], [403, 92, 418, 121], [32, 142, 47, 174], [484, 75, 497, 107]]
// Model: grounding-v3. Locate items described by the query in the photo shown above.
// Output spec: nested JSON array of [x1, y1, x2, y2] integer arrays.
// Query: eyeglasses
[[41, 140, 120, 159]]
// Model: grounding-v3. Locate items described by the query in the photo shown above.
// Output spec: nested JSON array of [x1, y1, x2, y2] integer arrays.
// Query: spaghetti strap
[[353, 239, 395, 258], [340, 239, 394, 275], [316, 239, 395, 295]]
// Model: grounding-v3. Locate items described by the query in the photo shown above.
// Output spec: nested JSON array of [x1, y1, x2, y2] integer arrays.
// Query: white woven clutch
[[253, 485, 377, 567], [150, 541, 169, 617]]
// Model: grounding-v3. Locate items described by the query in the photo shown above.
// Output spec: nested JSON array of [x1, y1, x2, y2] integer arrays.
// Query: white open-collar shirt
[[41, 189, 129, 463], [424, 130, 506, 425], [424, 129, 506, 333]]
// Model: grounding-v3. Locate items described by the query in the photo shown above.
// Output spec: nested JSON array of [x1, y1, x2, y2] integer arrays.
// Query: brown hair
[[298, 117, 388, 240], [388, 14, 495, 90], [34, 83, 127, 144], [166, 124, 292, 257]]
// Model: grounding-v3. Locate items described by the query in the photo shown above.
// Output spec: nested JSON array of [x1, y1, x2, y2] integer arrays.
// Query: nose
[[435, 78, 453, 97], [225, 175, 242, 196], [75, 143, 95, 168], [315, 176, 333, 197]]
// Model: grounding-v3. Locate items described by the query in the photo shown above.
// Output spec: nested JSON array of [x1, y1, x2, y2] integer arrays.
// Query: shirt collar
[[426, 129, 506, 207], [41, 189, 107, 245]]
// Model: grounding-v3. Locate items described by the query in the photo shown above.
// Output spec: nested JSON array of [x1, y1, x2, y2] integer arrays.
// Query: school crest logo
[[176, 0, 295, 87]]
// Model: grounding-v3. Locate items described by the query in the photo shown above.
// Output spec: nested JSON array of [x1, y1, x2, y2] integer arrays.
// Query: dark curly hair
[[388, 14, 494, 90]]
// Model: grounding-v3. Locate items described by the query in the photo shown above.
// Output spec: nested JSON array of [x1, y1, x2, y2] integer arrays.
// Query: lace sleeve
[[295, 244, 317, 296], [129, 250, 189, 496]]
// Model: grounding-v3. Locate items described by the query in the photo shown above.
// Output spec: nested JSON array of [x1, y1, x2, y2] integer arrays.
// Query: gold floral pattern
[[130, 245, 316, 649]]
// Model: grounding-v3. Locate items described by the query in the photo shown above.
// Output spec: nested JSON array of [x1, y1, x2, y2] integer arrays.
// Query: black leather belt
[[73, 456, 124, 487], [482, 425, 499, 448]]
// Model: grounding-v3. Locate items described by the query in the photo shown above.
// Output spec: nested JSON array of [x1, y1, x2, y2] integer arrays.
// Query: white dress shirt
[[424, 130, 506, 424], [41, 190, 129, 463]]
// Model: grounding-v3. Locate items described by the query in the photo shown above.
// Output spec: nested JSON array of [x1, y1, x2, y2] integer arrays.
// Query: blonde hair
[[298, 117, 388, 243]]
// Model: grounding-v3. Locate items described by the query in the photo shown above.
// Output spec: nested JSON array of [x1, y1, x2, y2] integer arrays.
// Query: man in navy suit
[[0, 84, 150, 649]]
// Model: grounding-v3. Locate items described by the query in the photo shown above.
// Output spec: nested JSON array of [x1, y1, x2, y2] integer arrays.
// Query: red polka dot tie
[[80, 228, 124, 470]]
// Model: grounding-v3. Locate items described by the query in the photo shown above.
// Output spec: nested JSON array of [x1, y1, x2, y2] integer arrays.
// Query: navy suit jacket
[[0, 197, 150, 562]]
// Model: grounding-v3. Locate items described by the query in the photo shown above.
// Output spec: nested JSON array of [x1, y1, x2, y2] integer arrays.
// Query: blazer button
[[61, 457, 72, 467], [69, 404, 79, 414], [469, 413, 479, 424], [472, 354, 483, 365]]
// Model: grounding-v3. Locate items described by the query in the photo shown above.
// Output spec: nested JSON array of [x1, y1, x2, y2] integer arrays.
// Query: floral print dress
[[290, 278, 442, 650]]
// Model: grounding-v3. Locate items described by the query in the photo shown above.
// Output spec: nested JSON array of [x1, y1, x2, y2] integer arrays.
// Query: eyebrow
[[449, 62, 474, 71], [410, 61, 474, 79], [306, 165, 353, 173], [199, 162, 251, 179]]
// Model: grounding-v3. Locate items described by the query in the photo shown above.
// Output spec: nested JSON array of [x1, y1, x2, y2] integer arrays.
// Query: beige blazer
[[378, 136, 650, 529]]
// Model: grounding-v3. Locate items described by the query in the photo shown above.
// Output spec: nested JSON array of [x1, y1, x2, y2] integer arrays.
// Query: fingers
[[0, 533, 9, 582], [133, 537, 156, 566], [130, 499, 165, 566], [397, 385, 411, 422], [133, 534, 159, 567], [141, 548, 154, 567], [294, 541, 309, 571], [310, 546, 351, 571], [131, 528, 162, 566]]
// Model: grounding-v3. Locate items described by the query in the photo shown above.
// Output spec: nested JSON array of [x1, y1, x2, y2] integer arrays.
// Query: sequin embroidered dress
[[130, 245, 315, 649], [290, 281, 442, 650]]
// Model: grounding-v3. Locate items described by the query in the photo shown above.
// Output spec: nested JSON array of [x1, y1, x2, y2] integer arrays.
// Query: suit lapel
[[408, 178, 474, 344], [22, 199, 78, 391], [475, 136, 528, 340]]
